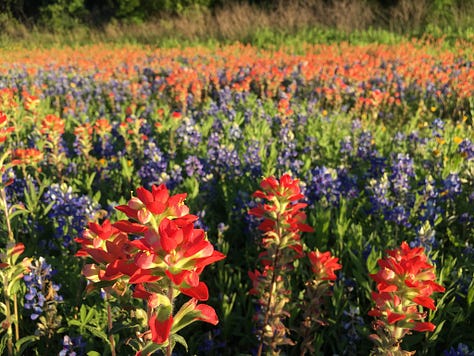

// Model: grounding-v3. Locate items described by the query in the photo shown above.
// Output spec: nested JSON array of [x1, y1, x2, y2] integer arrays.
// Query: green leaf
[[366, 247, 381, 275], [15, 335, 40, 355], [467, 280, 474, 307], [8, 208, 28, 221], [428, 320, 446, 343], [140, 341, 163, 355], [0, 333, 8, 355], [84, 325, 111, 345], [93, 190, 101, 203], [172, 333, 188, 352], [80, 304, 87, 324], [84, 305, 96, 325], [87, 351, 102, 356], [0, 302, 7, 315]]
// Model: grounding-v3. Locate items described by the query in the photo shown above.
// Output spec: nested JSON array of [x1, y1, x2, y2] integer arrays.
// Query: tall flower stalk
[[368, 241, 445, 355], [299, 249, 342, 356], [248, 174, 314, 355]]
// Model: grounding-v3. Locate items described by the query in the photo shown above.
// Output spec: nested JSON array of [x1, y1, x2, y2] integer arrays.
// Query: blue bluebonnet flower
[[390, 153, 415, 195], [368, 156, 387, 179], [175, 117, 202, 148], [431, 117, 445, 137], [137, 141, 168, 187], [386, 204, 412, 228], [367, 174, 392, 213], [233, 190, 259, 240], [242, 140, 262, 177], [341, 306, 364, 355], [228, 122, 242, 141], [92, 136, 115, 159], [23, 257, 63, 320], [42, 183, 101, 249], [351, 118, 362, 130], [443, 343, 474, 356], [306, 166, 341, 206], [4, 171, 27, 204], [366, 172, 412, 227], [207, 132, 242, 177], [336, 167, 359, 199], [408, 130, 428, 146], [339, 136, 353, 156], [417, 176, 441, 224], [59, 335, 86, 356], [393, 132, 406, 144], [410, 221, 437, 255], [458, 139, 474, 160], [184, 155, 205, 178], [441, 173, 462, 199], [217, 222, 228, 235], [356, 131, 386, 179], [276, 127, 303, 173], [167, 164, 184, 190]]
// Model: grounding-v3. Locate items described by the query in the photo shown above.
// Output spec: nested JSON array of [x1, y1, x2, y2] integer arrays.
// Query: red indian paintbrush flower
[[300, 249, 342, 355], [249, 173, 313, 253], [77, 184, 225, 354], [249, 174, 316, 355], [40, 114, 65, 137], [308, 249, 342, 281], [0, 111, 14, 144], [368, 241, 445, 355], [11, 148, 43, 166]]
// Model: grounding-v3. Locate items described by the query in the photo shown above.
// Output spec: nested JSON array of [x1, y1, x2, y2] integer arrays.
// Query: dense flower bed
[[0, 41, 473, 355]]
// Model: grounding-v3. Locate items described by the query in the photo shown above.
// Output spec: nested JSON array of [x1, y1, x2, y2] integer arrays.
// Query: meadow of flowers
[[0, 40, 473, 355]]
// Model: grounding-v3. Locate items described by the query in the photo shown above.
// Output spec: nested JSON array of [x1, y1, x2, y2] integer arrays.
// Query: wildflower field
[[0, 40, 473, 355]]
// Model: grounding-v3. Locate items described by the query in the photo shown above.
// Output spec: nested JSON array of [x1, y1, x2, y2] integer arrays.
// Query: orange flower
[[11, 148, 43, 166], [40, 114, 65, 136], [0, 111, 14, 144]]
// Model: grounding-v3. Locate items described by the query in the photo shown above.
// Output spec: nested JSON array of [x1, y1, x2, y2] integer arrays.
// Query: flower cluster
[[76, 184, 225, 354], [368, 241, 445, 355]]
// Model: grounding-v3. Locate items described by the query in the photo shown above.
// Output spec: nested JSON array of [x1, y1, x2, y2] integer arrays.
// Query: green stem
[[1, 188, 14, 242], [106, 294, 117, 356], [3, 273, 14, 356], [257, 219, 284, 356], [166, 283, 174, 356], [13, 295, 19, 342]]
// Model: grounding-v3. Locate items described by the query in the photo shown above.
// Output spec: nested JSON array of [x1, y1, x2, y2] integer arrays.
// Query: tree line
[[0, 0, 471, 31]]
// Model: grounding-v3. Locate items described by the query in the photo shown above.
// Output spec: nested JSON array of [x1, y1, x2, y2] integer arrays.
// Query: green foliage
[[39, 0, 88, 31]]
